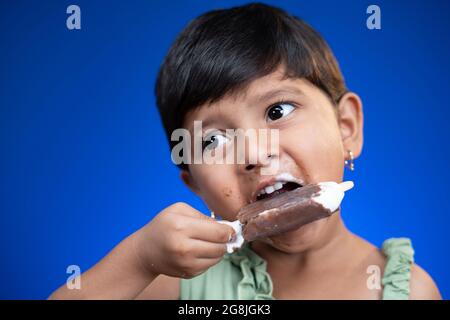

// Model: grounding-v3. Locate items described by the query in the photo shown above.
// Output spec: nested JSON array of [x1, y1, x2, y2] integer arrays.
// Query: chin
[[265, 218, 330, 253]]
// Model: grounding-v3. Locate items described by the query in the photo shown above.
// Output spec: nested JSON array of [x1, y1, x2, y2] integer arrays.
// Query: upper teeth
[[255, 173, 304, 199], [258, 181, 286, 196], [274, 182, 283, 190]]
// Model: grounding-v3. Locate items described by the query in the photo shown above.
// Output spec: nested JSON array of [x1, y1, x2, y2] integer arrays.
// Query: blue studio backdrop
[[1, 0, 449, 299]]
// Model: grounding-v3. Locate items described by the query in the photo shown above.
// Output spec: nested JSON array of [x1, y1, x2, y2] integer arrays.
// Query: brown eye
[[266, 103, 295, 122]]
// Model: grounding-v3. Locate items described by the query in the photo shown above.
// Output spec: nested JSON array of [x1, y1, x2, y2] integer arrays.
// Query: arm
[[49, 202, 234, 300], [49, 232, 158, 300], [134, 275, 180, 300]]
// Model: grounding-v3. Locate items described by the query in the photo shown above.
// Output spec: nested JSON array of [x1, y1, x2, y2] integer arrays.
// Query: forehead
[[222, 67, 307, 105]]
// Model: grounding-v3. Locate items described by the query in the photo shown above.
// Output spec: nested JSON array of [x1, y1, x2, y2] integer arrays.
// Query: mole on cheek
[[223, 187, 233, 197]]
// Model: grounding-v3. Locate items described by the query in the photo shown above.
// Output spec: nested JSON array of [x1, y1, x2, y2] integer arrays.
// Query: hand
[[134, 202, 236, 279]]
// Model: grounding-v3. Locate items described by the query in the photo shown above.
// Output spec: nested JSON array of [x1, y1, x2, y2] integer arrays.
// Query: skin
[[49, 66, 441, 300]]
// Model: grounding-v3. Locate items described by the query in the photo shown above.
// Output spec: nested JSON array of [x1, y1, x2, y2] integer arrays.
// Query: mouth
[[256, 181, 303, 201], [252, 173, 304, 202]]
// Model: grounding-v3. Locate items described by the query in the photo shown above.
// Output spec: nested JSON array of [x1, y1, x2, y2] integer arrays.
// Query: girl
[[50, 2, 441, 300]]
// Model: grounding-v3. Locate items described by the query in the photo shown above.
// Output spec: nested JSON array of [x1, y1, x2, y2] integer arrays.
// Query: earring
[[344, 150, 355, 171], [210, 211, 216, 219]]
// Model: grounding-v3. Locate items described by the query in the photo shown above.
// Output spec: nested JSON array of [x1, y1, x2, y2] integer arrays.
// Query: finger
[[189, 239, 227, 259], [186, 216, 236, 243], [170, 202, 213, 220]]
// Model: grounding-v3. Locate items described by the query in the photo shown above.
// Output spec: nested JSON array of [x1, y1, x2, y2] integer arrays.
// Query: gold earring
[[344, 150, 355, 171]]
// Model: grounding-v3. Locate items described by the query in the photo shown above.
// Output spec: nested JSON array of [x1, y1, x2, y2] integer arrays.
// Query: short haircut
[[155, 2, 348, 169]]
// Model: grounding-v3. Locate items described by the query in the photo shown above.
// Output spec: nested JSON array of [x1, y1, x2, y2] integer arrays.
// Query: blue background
[[1, 0, 449, 299]]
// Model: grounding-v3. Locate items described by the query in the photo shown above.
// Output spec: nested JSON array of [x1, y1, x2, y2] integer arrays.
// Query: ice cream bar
[[218, 181, 354, 253], [238, 181, 353, 241]]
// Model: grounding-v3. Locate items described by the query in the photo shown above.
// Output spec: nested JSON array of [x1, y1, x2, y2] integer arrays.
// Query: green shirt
[[180, 238, 414, 300]]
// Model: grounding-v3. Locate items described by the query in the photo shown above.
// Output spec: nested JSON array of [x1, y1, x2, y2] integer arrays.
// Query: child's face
[[181, 66, 363, 252]]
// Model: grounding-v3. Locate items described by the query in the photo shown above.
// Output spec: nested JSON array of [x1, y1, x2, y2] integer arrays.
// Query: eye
[[202, 133, 229, 151], [266, 102, 295, 122]]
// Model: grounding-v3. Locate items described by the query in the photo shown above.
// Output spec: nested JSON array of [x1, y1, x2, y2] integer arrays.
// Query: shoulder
[[409, 263, 442, 300], [135, 275, 180, 300]]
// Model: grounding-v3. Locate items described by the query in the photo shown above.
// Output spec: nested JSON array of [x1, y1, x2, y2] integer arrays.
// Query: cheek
[[281, 113, 344, 182], [190, 165, 244, 219]]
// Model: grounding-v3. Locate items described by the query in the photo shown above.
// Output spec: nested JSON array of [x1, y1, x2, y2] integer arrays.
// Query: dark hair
[[155, 2, 347, 168]]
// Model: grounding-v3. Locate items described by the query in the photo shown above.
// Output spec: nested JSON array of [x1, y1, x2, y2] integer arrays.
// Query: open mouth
[[255, 181, 303, 201]]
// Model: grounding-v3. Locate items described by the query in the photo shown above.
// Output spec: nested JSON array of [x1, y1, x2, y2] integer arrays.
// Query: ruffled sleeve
[[381, 238, 415, 300], [180, 242, 274, 300], [226, 243, 274, 300]]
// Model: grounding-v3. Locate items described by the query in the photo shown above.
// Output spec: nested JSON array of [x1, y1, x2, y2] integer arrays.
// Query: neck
[[250, 211, 355, 273]]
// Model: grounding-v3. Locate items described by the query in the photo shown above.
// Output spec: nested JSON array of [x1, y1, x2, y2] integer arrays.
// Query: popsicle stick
[[339, 181, 354, 192]]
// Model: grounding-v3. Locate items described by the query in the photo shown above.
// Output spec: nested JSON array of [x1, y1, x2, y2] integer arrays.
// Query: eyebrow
[[198, 118, 221, 131], [253, 86, 305, 104], [188, 117, 227, 133]]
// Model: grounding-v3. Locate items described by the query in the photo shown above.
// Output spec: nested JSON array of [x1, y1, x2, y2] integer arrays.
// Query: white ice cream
[[217, 220, 245, 253], [313, 181, 354, 212]]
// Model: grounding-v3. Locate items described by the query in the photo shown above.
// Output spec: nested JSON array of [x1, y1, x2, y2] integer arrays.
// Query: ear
[[180, 169, 201, 195], [337, 92, 364, 159]]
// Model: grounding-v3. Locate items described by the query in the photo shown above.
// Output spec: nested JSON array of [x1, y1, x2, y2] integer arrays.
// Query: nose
[[244, 154, 274, 171], [245, 152, 274, 171], [237, 129, 279, 174]]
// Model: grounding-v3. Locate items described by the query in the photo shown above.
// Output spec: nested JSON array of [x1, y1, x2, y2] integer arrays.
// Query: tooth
[[258, 189, 266, 196], [274, 182, 283, 190], [265, 185, 275, 194]]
